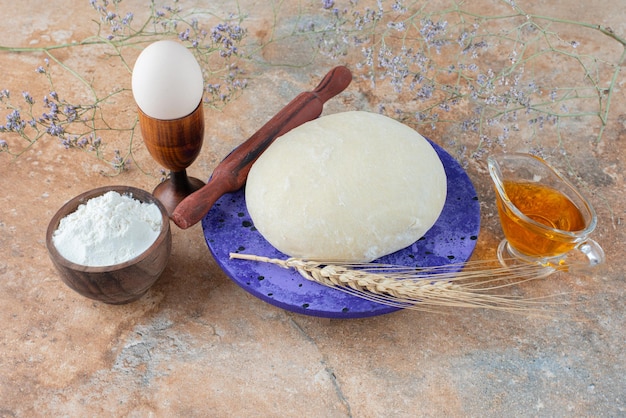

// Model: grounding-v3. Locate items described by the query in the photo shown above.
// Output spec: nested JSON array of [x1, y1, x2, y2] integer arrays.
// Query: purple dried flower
[[22, 92, 34, 105], [46, 122, 64, 137], [63, 105, 78, 122], [6, 109, 25, 131], [416, 83, 434, 100], [50, 104, 59, 116], [122, 12, 133, 26], [179, 28, 190, 41], [392, 1, 407, 13], [322, 0, 335, 10], [550, 89, 558, 101], [111, 149, 129, 171], [77, 137, 89, 147], [387, 21, 406, 31]]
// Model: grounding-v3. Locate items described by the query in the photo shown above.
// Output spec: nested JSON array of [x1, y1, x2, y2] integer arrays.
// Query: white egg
[[131, 40, 204, 120]]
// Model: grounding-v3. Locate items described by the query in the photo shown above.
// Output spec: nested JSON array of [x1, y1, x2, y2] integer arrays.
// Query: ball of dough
[[245, 111, 447, 262]]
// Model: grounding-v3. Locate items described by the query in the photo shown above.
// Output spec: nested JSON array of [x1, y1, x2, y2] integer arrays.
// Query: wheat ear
[[229, 253, 564, 312]]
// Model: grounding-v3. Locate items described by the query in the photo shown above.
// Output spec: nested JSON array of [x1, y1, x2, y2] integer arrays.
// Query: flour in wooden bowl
[[52, 191, 163, 267]]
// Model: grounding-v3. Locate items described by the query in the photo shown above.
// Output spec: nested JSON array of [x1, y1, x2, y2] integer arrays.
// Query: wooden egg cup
[[138, 103, 205, 215]]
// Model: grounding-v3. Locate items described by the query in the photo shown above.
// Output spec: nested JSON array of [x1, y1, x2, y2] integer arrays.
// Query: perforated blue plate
[[202, 140, 480, 318]]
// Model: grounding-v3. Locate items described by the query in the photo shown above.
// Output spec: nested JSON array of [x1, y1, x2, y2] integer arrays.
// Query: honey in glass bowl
[[488, 153, 604, 269], [496, 181, 586, 258]]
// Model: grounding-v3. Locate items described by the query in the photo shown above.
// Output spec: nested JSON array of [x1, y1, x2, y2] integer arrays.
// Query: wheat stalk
[[229, 253, 566, 312]]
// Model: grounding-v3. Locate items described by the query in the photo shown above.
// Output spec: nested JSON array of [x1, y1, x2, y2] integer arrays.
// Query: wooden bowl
[[46, 186, 172, 304]]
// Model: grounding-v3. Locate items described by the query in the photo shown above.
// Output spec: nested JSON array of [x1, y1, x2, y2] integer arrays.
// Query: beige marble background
[[1, 1, 624, 416]]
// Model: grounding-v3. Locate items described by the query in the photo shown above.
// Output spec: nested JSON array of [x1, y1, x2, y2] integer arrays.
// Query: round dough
[[245, 111, 447, 262]]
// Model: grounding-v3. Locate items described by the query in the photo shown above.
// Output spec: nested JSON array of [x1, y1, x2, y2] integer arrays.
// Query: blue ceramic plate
[[202, 140, 480, 318]]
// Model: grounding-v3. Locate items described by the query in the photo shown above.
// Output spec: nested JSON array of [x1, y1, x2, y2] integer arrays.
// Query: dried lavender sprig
[[0, 1, 250, 173], [305, 0, 625, 164]]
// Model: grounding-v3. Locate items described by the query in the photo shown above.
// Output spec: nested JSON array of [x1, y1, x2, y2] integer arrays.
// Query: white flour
[[53, 191, 163, 267]]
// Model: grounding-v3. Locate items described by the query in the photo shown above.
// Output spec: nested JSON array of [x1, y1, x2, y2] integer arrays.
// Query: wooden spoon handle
[[171, 66, 352, 229]]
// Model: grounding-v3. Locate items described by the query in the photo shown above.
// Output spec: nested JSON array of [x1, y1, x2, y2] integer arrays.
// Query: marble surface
[[1, 1, 624, 416]]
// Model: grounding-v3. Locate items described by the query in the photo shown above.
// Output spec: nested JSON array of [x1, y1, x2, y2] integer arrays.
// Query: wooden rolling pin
[[171, 65, 352, 229]]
